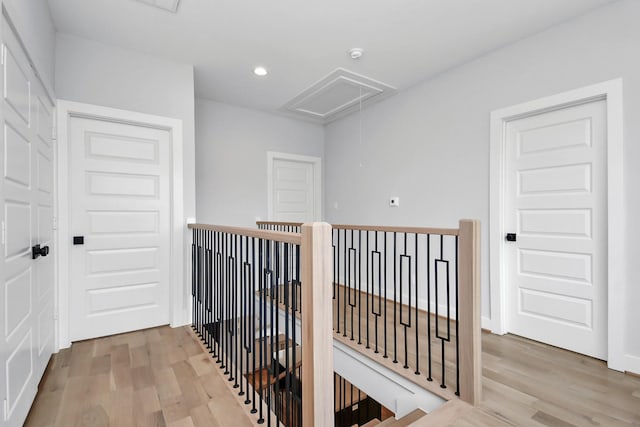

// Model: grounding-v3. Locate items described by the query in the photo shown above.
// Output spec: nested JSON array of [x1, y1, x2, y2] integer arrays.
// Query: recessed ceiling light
[[254, 66, 268, 77]]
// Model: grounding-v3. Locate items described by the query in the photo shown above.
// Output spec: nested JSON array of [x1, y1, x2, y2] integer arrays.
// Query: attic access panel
[[282, 68, 397, 124]]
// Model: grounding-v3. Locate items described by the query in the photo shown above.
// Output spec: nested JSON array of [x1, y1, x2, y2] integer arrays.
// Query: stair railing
[[256, 220, 481, 407], [189, 222, 334, 426]]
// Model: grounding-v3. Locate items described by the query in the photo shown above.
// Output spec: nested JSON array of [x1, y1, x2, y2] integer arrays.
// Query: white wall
[[3, 0, 56, 94], [324, 0, 640, 363], [196, 98, 324, 226]]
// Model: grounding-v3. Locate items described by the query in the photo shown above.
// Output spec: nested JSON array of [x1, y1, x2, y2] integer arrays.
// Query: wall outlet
[[390, 197, 400, 207]]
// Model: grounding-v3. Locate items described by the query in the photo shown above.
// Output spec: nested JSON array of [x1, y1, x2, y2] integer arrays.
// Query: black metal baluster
[[455, 236, 460, 396], [191, 228, 196, 329], [258, 238, 265, 424], [239, 236, 245, 397], [216, 232, 223, 364], [393, 232, 398, 364], [267, 240, 273, 427], [358, 229, 362, 345], [195, 229, 200, 337], [234, 235, 239, 389], [331, 229, 340, 333], [372, 232, 381, 354], [427, 233, 432, 382], [271, 241, 278, 421], [199, 229, 204, 338], [292, 244, 299, 425], [336, 229, 341, 334], [366, 230, 370, 349], [399, 232, 411, 369], [348, 229, 356, 341], [343, 229, 347, 338], [283, 242, 290, 427], [435, 234, 451, 389], [415, 233, 420, 375], [251, 237, 258, 414], [383, 231, 388, 359], [206, 230, 213, 352], [224, 233, 230, 376]]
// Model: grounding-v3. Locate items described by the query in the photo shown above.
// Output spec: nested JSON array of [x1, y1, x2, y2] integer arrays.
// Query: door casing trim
[[56, 100, 185, 349], [489, 78, 624, 371]]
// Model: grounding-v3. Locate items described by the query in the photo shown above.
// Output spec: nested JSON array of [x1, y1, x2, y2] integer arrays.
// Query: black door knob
[[505, 233, 517, 242], [73, 236, 84, 245], [32, 245, 50, 259]]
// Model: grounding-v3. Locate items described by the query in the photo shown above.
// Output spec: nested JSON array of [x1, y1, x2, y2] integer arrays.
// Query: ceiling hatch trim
[[133, 0, 181, 13], [281, 68, 397, 124]]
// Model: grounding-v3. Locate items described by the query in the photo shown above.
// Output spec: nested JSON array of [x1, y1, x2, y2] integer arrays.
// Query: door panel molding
[[489, 79, 624, 371], [56, 100, 186, 349], [267, 151, 322, 221]]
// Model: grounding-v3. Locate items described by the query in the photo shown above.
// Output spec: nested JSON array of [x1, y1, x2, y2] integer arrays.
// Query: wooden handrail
[[188, 223, 301, 245], [256, 220, 459, 236]]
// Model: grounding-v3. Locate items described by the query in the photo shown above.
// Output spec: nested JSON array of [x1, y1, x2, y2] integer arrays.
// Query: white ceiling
[[47, 0, 617, 115]]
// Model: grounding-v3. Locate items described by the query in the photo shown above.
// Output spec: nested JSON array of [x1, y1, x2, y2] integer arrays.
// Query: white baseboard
[[624, 354, 640, 375], [481, 316, 492, 332]]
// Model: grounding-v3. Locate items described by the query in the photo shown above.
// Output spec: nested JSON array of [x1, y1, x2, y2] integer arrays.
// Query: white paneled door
[[68, 117, 171, 341], [0, 22, 55, 426], [270, 156, 320, 222], [505, 100, 607, 359]]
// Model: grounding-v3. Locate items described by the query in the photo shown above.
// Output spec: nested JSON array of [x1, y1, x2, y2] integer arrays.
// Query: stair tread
[[361, 420, 381, 427]]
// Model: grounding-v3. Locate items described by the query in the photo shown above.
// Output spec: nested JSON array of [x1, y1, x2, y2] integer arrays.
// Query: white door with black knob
[[0, 21, 55, 427], [504, 99, 607, 359], [68, 116, 171, 341]]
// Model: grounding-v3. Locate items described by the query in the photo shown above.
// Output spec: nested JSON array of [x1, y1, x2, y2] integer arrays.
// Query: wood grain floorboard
[[25, 326, 255, 427], [26, 318, 640, 426]]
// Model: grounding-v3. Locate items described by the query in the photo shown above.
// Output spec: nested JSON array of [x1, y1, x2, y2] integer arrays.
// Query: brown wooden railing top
[[256, 220, 460, 236], [189, 223, 301, 245]]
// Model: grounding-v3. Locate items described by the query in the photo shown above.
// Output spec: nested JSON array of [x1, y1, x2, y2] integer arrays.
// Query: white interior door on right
[[505, 99, 607, 360]]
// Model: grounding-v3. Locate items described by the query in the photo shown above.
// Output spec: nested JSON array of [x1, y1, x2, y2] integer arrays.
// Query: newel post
[[458, 219, 482, 406], [301, 222, 334, 426]]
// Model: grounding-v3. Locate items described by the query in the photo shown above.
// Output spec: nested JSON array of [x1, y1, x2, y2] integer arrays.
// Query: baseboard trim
[[481, 316, 492, 332], [624, 354, 640, 376]]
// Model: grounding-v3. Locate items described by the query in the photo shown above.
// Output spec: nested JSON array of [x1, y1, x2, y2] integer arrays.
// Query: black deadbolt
[[505, 233, 517, 242], [73, 236, 84, 245]]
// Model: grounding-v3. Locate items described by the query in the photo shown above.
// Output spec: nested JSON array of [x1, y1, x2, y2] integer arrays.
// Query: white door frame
[[267, 151, 322, 221], [56, 100, 186, 350], [489, 79, 624, 371]]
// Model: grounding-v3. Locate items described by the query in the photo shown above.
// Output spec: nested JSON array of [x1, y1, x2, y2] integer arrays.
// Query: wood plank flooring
[[25, 326, 255, 427], [453, 332, 640, 427], [26, 323, 640, 426], [334, 284, 640, 426]]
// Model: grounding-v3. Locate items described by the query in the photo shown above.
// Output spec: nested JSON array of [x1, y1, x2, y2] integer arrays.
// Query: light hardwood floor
[[25, 326, 254, 427], [26, 325, 640, 426], [331, 284, 640, 426], [454, 332, 640, 427]]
